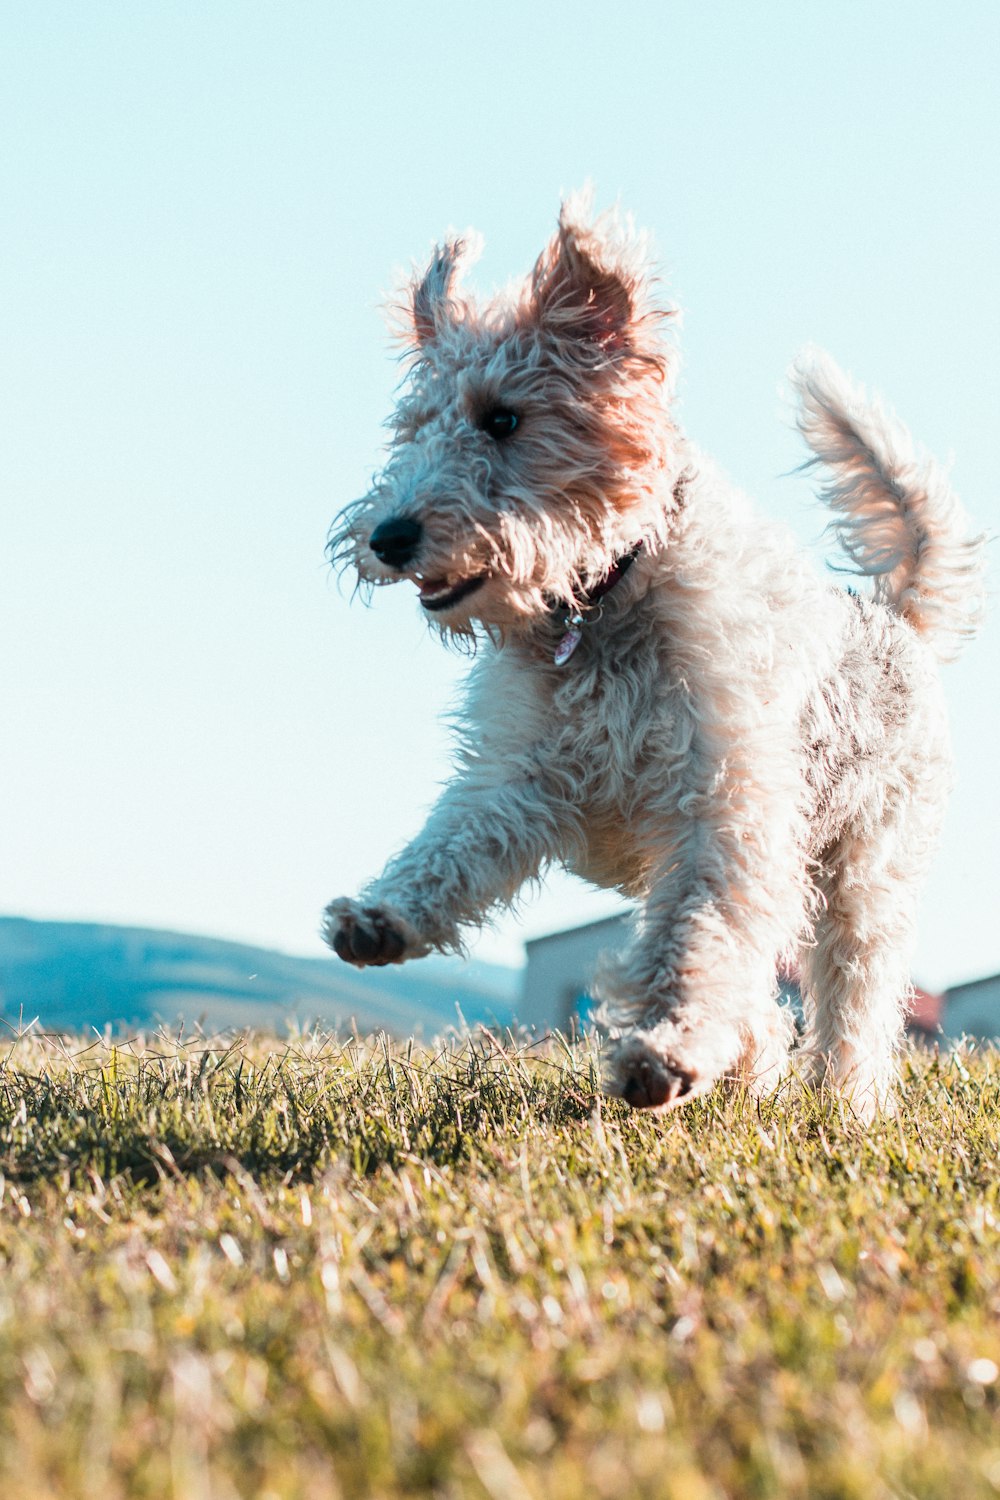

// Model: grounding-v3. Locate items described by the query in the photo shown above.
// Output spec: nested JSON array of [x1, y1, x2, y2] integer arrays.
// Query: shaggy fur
[[325, 195, 985, 1120]]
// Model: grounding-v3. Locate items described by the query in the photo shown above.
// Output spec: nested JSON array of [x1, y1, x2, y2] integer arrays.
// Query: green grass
[[0, 1028, 997, 1499]]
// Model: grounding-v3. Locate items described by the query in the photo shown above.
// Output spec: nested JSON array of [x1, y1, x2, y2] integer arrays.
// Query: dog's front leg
[[600, 746, 807, 1109], [324, 775, 563, 966]]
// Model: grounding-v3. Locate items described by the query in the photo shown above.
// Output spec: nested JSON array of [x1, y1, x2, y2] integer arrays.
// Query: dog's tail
[[791, 348, 986, 661]]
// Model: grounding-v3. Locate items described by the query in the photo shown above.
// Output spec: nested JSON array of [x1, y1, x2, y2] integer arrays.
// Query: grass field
[[0, 1028, 997, 1499]]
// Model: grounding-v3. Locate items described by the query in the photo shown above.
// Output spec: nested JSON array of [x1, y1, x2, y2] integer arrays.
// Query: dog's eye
[[480, 408, 519, 441]]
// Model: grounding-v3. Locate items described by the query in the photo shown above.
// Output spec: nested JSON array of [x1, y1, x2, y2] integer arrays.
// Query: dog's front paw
[[323, 898, 427, 967], [603, 1024, 739, 1112], [604, 1034, 698, 1110]]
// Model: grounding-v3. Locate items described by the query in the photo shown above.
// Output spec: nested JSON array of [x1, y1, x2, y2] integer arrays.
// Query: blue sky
[[1, 3, 997, 992]]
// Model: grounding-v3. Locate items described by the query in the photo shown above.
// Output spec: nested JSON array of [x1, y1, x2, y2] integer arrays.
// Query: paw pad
[[326, 904, 408, 967], [620, 1058, 696, 1109]]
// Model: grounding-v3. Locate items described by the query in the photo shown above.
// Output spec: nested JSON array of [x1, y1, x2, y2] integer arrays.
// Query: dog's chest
[[525, 636, 694, 890], [546, 659, 655, 785], [554, 667, 665, 889]]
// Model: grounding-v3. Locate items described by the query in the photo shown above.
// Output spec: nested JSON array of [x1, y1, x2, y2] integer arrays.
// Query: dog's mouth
[[416, 573, 488, 613]]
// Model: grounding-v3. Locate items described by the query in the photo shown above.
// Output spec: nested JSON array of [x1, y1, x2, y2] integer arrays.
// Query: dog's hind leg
[[797, 803, 939, 1121]]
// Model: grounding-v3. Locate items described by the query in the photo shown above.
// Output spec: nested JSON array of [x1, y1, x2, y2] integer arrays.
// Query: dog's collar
[[549, 472, 689, 665], [552, 541, 644, 666]]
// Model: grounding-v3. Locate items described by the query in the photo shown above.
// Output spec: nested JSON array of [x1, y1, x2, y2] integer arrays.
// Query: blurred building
[[522, 914, 993, 1041], [940, 972, 1000, 1041], [522, 913, 626, 1032]]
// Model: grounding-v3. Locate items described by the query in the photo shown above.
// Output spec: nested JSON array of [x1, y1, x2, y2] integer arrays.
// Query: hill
[[0, 915, 519, 1037]]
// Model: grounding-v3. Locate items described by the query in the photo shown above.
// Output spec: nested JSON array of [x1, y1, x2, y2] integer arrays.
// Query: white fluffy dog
[[325, 196, 984, 1119]]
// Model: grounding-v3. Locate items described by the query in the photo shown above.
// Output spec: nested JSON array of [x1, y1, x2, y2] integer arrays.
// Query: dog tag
[[554, 617, 584, 665]]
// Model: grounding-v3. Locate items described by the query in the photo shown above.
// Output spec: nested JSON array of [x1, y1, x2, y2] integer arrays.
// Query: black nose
[[369, 516, 422, 569]]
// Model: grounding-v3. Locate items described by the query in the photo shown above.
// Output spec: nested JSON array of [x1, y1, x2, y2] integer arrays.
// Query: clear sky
[[1, 2, 997, 994]]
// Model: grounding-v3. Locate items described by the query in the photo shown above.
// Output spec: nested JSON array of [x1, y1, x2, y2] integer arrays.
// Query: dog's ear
[[528, 199, 635, 349], [409, 235, 481, 346]]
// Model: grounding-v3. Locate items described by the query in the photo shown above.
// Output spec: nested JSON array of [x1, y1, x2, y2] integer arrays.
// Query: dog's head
[[330, 194, 681, 639]]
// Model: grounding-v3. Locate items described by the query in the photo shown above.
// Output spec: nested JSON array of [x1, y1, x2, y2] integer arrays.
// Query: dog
[[324, 194, 984, 1120]]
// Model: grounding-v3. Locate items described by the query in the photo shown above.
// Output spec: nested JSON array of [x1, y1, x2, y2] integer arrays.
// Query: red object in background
[[908, 985, 943, 1035]]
